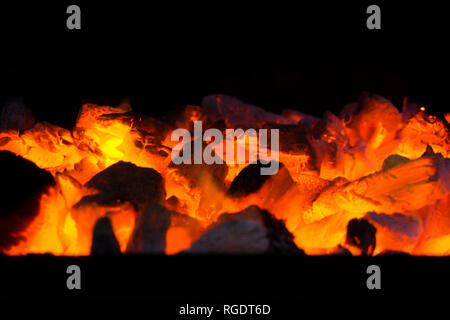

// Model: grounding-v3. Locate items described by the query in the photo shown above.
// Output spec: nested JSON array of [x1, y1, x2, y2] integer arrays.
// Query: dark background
[[0, 1, 449, 129]]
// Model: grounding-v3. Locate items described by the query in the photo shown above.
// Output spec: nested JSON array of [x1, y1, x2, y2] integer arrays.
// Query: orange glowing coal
[[0, 94, 449, 256]]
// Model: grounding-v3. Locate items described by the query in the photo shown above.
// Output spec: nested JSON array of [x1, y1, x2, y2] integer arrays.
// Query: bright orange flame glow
[[0, 101, 449, 256], [166, 227, 192, 255]]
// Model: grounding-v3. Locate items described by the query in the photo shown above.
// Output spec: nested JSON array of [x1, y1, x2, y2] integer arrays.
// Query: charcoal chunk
[[0, 151, 54, 252], [227, 161, 285, 197], [126, 204, 171, 254], [345, 218, 377, 256], [91, 217, 121, 255], [85, 161, 165, 209], [183, 206, 304, 254]]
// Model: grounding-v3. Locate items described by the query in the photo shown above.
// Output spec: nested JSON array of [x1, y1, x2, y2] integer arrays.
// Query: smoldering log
[[182, 206, 304, 254], [0, 151, 55, 252]]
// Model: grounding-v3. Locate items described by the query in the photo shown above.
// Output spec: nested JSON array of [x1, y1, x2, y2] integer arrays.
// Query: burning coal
[[0, 93, 449, 256]]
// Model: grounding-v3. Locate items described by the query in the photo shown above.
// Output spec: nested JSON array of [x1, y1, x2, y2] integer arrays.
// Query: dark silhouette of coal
[[0, 151, 55, 252]]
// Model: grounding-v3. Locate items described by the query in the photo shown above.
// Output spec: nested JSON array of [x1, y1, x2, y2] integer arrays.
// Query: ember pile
[[0, 93, 449, 256]]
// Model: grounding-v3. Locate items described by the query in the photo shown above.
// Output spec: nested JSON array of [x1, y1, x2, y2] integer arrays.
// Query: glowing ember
[[0, 94, 449, 256]]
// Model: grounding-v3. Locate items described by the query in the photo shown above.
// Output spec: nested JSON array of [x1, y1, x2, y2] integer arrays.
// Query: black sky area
[[0, 1, 449, 129]]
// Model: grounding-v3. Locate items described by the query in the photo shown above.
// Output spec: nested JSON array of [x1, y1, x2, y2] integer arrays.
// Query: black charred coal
[[91, 217, 121, 255], [0, 151, 54, 252], [85, 161, 165, 209], [183, 206, 304, 254], [256, 208, 304, 254], [345, 218, 377, 256], [126, 204, 171, 254], [74, 162, 166, 253], [227, 161, 284, 198]]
